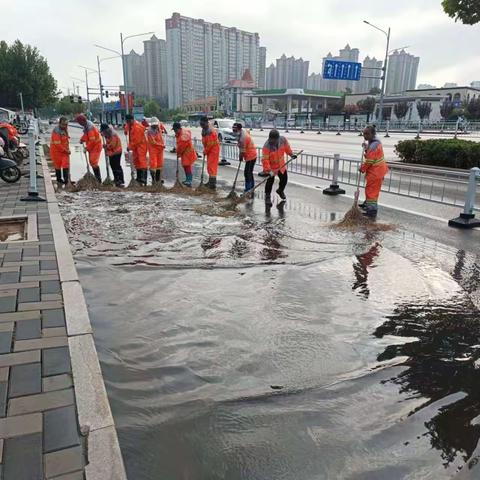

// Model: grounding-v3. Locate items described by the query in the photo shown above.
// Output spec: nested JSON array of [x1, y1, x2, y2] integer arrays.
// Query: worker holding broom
[[100, 124, 125, 188], [172, 121, 197, 187], [76, 114, 102, 183], [359, 125, 389, 218], [49, 116, 70, 185], [125, 114, 148, 186], [200, 116, 220, 190], [262, 129, 297, 206], [146, 117, 165, 185], [232, 122, 257, 192]]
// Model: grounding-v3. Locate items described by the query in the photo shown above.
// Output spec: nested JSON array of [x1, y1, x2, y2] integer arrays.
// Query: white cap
[[150, 117, 160, 126]]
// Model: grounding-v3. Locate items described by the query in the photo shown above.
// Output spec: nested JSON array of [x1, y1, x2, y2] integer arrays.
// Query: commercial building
[[218, 69, 257, 115], [165, 12, 265, 109], [385, 50, 420, 94], [143, 35, 168, 106], [123, 50, 147, 98]]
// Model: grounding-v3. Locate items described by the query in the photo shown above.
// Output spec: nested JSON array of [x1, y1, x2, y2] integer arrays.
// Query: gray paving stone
[[47, 470, 84, 480], [0, 322, 13, 333], [3, 432, 42, 480], [41, 260, 58, 270], [42, 374, 72, 392], [40, 235, 54, 242], [3, 251, 21, 263], [16, 318, 41, 340], [0, 272, 20, 284], [42, 347, 70, 376], [23, 247, 39, 257], [17, 287, 40, 304], [14, 336, 68, 352], [0, 382, 6, 417], [22, 274, 59, 282], [9, 363, 41, 398], [8, 388, 74, 416], [0, 412, 42, 438], [41, 280, 61, 294], [43, 405, 80, 453], [0, 310, 40, 323], [44, 445, 84, 478], [42, 309, 65, 328], [0, 281, 38, 290], [40, 244, 56, 253], [21, 264, 40, 276], [0, 295, 16, 314], [3, 261, 39, 267], [42, 327, 67, 338], [0, 266, 21, 273], [0, 289, 15, 298], [18, 300, 62, 312], [0, 367, 8, 382], [41, 294, 62, 302], [0, 331, 12, 354], [0, 350, 40, 368], [24, 256, 56, 261]]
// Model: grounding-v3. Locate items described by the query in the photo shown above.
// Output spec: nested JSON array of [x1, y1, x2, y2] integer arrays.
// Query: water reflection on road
[[59, 189, 480, 480]]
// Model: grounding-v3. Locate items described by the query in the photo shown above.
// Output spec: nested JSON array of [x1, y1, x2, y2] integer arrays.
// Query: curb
[[40, 154, 127, 479]]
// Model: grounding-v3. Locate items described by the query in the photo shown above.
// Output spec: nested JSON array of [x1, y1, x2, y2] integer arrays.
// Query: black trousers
[[265, 171, 288, 195], [244, 159, 256, 190], [109, 153, 125, 184]]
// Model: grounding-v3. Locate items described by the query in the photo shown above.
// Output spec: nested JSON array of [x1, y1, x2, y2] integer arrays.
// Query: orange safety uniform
[[127, 120, 148, 169], [262, 136, 293, 175], [49, 126, 70, 169], [175, 128, 197, 167], [80, 121, 102, 168], [105, 132, 122, 157], [201, 127, 220, 176], [146, 127, 165, 170], [238, 130, 257, 161], [360, 139, 389, 210]]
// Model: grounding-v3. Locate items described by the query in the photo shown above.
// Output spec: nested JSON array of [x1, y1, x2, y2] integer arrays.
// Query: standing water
[[59, 188, 480, 480]]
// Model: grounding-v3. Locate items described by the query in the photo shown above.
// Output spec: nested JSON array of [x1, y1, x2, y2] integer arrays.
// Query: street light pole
[[18, 92, 24, 115], [97, 56, 105, 122], [364, 20, 390, 128]]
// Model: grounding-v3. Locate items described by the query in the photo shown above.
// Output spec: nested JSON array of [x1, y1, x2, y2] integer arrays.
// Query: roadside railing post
[[218, 141, 230, 166], [323, 154, 346, 195], [384, 119, 390, 138], [317, 120, 322, 135], [448, 167, 480, 229], [21, 122, 45, 202], [454, 118, 459, 139], [415, 120, 421, 140]]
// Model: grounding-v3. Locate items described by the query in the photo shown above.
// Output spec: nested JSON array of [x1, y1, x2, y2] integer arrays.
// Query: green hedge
[[395, 139, 480, 169]]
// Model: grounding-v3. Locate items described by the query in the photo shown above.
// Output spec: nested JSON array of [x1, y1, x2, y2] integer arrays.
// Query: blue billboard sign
[[323, 60, 362, 81]]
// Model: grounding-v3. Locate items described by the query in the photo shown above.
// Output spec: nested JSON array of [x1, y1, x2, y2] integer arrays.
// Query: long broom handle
[[82, 146, 91, 173], [102, 138, 112, 179], [200, 152, 206, 183], [354, 148, 365, 202], [231, 158, 243, 189], [241, 150, 304, 197]]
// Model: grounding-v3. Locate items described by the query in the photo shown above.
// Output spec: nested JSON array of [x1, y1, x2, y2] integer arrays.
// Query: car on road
[[212, 118, 237, 143]]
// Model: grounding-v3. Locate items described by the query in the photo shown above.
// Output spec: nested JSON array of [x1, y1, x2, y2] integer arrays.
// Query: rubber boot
[[62, 168, 70, 185], [276, 188, 286, 201], [156, 169, 164, 184], [93, 167, 102, 183], [55, 169, 63, 184], [150, 169, 156, 184], [137, 169, 147, 186], [208, 176, 217, 190], [182, 173, 193, 187], [265, 195, 273, 207], [363, 206, 378, 218]]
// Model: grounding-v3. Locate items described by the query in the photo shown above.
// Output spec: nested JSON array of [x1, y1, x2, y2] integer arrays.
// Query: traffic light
[[78, 96, 83, 104], [105, 91, 109, 98], [69, 95, 74, 103]]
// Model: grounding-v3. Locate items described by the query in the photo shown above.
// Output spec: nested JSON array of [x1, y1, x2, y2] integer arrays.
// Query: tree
[[356, 96, 376, 122], [369, 87, 381, 95], [144, 99, 161, 117], [0, 40, 57, 109], [394, 101, 410, 120], [326, 98, 345, 114], [440, 101, 454, 120], [465, 98, 480, 119], [442, 0, 480, 24], [55, 96, 85, 116], [416, 102, 432, 120], [344, 104, 359, 116]]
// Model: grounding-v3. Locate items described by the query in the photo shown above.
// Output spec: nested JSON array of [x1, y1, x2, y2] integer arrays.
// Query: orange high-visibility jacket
[[146, 127, 165, 151], [201, 128, 220, 157], [80, 121, 102, 154], [105, 133, 122, 157], [127, 121, 147, 150], [175, 128, 197, 167], [262, 136, 293, 174], [238, 130, 257, 161], [49, 126, 70, 168], [360, 139, 389, 178]]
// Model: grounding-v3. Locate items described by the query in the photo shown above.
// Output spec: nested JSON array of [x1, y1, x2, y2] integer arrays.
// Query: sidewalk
[[0, 144, 125, 478]]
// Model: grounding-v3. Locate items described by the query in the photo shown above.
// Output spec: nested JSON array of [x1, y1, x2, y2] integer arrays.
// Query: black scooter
[[0, 157, 21, 183]]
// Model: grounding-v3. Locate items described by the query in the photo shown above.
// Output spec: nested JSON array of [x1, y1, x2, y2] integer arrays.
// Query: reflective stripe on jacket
[[175, 128, 197, 167], [50, 126, 70, 162], [238, 130, 257, 161], [80, 121, 102, 153], [201, 128, 220, 156], [127, 121, 147, 150], [360, 139, 389, 177]]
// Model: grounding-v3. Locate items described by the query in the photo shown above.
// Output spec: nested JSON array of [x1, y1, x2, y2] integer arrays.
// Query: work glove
[[359, 164, 367, 174]]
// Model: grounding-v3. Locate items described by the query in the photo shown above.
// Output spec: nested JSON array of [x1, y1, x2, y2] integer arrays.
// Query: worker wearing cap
[[199, 116, 220, 190], [232, 122, 257, 192], [100, 123, 125, 187], [50, 117, 70, 185], [262, 129, 297, 206], [76, 114, 103, 182], [125, 114, 148, 185], [146, 117, 165, 184], [172, 122, 197, 186], [359, 125, 389, 217]]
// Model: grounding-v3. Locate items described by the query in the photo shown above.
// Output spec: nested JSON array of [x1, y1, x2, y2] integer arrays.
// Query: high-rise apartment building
[[165, 13, 264, 108], [143, 35, 168, 106], [385, 50, 420, 94], [265, 54, 309, 89], [356, 56, 382, 93], [322, 44, 360, 93], [257, 46, 267, 89], [123, 50, 147, 98]]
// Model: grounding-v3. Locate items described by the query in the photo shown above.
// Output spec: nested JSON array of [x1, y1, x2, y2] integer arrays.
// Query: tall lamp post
[[363, 20, 390, 127], [78, 66, 97, 119], [95, 31, 154, 116]]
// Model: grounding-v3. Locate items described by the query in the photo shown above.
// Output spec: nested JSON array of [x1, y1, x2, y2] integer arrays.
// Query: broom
[[169, 156, 184, 192], [102, 140, 114, 187], [126, 150, 140, 189], [75, 147, 99, 190], [226, 159, 243, 200], [195, 151, 208, 192]]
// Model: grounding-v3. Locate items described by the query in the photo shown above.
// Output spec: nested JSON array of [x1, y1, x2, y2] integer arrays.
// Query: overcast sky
[[6, 0, 480, 98]]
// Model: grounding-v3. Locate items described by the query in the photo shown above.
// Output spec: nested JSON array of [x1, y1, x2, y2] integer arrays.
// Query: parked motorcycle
[[0, 142, 21, 183]]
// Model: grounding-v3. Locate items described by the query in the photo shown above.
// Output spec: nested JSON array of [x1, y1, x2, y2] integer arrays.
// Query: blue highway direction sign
[[323, 60, 362, 81]]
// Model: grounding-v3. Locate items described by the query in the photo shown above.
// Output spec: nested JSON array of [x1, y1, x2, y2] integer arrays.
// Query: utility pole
[[97, 56, 105, 122], [18, 92, 25, 116], [120, 33, 129, 114], [84, 69, 91, 118]]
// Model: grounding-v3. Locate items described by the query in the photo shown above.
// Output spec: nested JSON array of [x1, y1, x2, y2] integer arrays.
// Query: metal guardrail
[[166, 135, 479, 212]]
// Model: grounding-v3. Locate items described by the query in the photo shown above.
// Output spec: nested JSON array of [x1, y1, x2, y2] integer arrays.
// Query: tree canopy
[[442, 0, 480, 24], [0, 40, 58, 109]]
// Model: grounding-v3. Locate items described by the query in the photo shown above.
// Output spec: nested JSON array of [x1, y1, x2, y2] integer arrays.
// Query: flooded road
[[58, 185, 480, 480]]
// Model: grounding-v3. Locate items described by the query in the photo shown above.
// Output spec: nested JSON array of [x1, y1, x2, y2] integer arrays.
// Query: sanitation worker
[[359, 125, 389, 218], [146, 117, 165, 184], [262, 129, 297, 206], [199, 116, 220, 190], [76, 114, 102, 182], [100, 123, 125, 187], [172, 121, 197, 186], [49, 116, 70, 185], [232, 122, 257, 192], [125, 113, 148, 185]]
